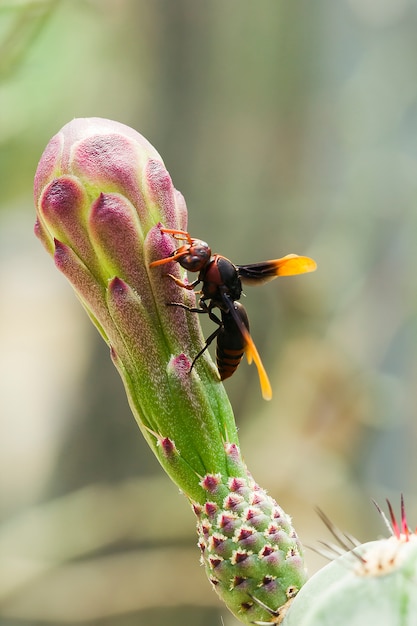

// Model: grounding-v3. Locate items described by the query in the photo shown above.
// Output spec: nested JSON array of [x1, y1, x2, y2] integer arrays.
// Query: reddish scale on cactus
[[224, 493, 246, 511], [200, 473, 223, 494]]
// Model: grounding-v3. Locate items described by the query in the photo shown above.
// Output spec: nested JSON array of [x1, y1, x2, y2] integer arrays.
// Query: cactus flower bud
[[34, 118, 307, 623]]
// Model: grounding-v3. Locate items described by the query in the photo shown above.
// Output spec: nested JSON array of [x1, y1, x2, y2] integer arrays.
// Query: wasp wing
[[237, 254, 317, 285], [221, 293, 272, 401]]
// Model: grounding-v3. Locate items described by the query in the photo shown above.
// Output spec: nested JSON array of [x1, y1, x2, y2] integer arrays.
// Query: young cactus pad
[[34, 118, 307, 623], [281, 500, 417, 626]]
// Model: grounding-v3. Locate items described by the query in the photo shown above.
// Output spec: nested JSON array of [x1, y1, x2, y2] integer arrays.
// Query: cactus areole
[[34, 118, 307, 623]]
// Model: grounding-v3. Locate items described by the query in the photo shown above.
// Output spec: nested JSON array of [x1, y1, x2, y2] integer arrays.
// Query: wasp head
[[149, 229, 211, 272], [177, 239, 211, 272]]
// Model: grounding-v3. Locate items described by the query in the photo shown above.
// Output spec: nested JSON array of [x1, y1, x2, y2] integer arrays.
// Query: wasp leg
[[190, 325, 222, 372], [167, 302, 208, 314], [167, 301, 223, 371], [168, 300, 222, 324], [166, 274, 200, 290]]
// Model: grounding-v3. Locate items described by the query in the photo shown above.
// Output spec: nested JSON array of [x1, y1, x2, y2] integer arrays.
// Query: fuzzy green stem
[[34, 118, 307, 623]]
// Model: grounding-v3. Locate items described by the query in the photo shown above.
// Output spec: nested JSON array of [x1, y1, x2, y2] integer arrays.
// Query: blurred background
[[1, 0, 416, 624]]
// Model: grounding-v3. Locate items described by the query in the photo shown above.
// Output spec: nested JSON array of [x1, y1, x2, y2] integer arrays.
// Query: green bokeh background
[[1, 1, 416, 625]]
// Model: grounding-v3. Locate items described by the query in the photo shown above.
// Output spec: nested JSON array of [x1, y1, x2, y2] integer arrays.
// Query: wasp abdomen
[[216, 345, 245, 380], [216, 303, 249, 380]]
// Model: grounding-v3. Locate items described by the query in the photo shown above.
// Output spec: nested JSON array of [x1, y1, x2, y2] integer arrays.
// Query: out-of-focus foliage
[[0, 1, 416, 625]]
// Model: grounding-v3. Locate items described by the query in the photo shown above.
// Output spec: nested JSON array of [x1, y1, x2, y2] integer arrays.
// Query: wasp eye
[[194, 243, 211, 259], [181, 254, 207, 271], [177, 242, 211, 271]]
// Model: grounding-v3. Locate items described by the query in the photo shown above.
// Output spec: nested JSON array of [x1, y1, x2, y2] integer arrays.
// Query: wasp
[[150, 228, 316, 400]]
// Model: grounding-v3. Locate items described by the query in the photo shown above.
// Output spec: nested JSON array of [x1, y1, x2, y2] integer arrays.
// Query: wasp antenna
[[149, 249, 188, 267], [149, 256, 172, 267], [159, 228, 193, 244]]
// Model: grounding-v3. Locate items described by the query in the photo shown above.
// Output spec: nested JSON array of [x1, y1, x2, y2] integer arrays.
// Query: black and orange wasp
[[150, 228, 316, 400]]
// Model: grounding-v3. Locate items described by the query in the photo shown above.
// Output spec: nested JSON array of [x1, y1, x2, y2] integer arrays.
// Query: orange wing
[[223, 294, 272, 401], [237, 255, 317, 285]]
